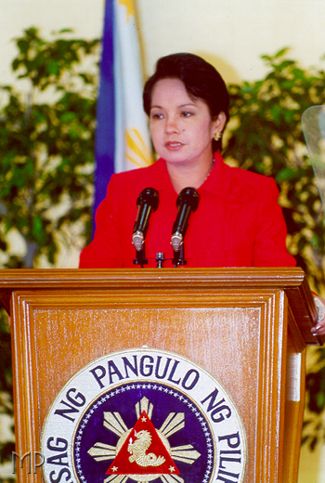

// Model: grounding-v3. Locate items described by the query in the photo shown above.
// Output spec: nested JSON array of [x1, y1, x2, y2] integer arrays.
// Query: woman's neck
[[166, 156, 215, 193]]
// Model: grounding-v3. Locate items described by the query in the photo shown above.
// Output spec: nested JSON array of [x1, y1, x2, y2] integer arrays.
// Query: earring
[[213, 131, 221, 141]]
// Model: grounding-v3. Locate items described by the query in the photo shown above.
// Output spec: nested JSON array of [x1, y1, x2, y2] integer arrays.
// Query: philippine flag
[[94, 0, 152, 212]]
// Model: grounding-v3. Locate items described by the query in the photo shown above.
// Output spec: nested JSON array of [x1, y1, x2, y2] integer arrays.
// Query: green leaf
[[47, 59, 59, 75]]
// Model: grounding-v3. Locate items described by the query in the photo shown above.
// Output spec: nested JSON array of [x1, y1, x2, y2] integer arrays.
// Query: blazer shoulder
[[224, 163, 278, 195], [111, 160, 163, 186]]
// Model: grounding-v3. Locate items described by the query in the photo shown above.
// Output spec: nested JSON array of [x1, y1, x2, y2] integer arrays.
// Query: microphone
[[171, 187, 199, 252], [132, 187, 159, 251]]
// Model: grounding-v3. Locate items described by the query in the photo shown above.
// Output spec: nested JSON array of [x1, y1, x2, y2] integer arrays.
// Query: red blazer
[[79, 153, 296, 268]]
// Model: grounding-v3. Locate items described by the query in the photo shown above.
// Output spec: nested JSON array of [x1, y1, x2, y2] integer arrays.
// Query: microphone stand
[[172, 245, 186, 267], [133, 247, 148, 267], [170, 187, 199, 268], [131, 187, 159, 268], [155, 252, 165, 268]]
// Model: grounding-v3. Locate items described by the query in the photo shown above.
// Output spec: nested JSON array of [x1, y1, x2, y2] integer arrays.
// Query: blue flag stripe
[[94, 0, 115, 213]]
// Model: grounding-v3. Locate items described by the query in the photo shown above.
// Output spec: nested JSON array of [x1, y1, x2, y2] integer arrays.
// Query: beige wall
[[137, 0, 325, 83], [0, 0, 104, 84], [1, 0, 325, 481], [1, 0, 325, 84]]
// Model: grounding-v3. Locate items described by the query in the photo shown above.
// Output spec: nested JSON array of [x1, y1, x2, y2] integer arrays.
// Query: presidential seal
[[41, 349, 246, 482]]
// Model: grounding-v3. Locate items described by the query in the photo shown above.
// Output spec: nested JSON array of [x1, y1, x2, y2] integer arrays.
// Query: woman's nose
[[165, 116, 180, 133]]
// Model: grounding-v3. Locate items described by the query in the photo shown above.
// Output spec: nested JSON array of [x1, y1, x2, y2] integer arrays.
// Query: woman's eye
[[181, 111, 193, 118], [150, 112, 163, 120]]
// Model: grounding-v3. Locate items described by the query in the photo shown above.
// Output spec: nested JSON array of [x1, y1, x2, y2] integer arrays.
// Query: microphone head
[[171, 187, 200, 253], [177, 187, 199, 211], [132, 187, 159, 252], [137, 187, 159, 211]]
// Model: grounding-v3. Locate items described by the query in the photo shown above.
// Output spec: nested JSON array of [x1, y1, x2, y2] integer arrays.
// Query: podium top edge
[[0, 267, 306, 289], [0, 267, 321, 346]]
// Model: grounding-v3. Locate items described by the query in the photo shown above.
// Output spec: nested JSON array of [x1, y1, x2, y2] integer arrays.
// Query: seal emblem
[[42, 349, 246, 482]]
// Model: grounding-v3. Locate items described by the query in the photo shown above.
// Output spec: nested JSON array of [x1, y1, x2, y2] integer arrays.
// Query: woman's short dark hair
[[143, 52, 230, 151]]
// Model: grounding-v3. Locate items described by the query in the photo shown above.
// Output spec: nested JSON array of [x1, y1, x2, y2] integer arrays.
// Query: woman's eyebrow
[[150, 102, 197, 109]]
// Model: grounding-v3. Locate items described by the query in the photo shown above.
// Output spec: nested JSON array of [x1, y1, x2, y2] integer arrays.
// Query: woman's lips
[[165, 141, 184, 150]]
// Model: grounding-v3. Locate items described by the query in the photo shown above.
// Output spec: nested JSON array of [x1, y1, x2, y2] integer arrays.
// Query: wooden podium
[[0, 267, 321, 482]]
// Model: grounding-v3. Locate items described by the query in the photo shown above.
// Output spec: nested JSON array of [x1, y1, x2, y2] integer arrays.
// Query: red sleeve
[[79, 175, 124, 268], [253, 178, 296, 267]]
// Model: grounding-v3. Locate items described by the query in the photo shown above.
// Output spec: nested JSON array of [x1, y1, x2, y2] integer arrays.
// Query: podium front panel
[[10, 286, 287, 482]]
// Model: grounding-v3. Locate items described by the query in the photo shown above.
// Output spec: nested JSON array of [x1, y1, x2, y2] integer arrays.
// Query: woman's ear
[[211, 111, 227, 139], [215, 111, 227, 132]]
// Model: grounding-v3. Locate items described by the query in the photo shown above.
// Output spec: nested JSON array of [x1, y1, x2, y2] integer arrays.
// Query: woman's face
[[149, 78, 222, 168]]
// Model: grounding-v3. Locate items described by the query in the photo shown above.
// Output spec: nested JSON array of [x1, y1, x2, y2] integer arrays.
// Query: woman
[[79, 53, 325, 334]]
